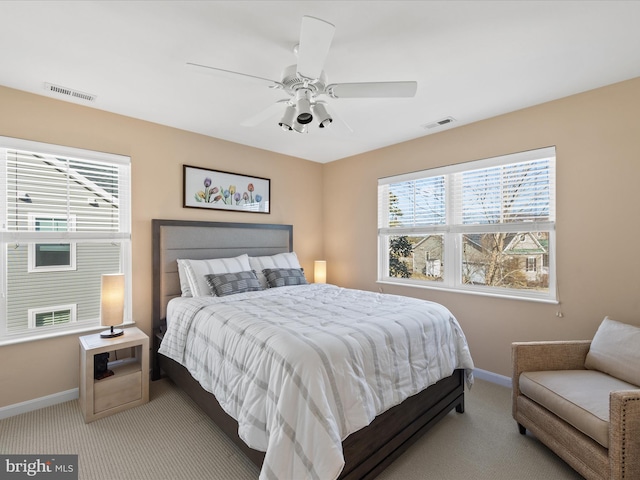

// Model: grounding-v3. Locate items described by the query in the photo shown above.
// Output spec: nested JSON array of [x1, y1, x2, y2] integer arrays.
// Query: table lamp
[[314, 260, 327, 284], [100, 273, 124, 338]]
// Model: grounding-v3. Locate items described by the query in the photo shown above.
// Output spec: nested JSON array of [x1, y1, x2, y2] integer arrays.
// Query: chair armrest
[[512, 340, 591, 418], [610, 389, 640, 479]]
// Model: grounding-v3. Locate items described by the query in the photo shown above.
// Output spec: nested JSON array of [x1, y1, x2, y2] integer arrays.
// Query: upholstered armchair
[[512, 317, 640, 480]]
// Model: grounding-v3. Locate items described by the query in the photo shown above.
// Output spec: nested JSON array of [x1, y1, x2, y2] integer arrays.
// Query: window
[[28, 304, 77, 329], [0, 137, 131, 343], [378, 147, 556, 302], [28, 214, 77, 272], [526, 257, 536, 272]]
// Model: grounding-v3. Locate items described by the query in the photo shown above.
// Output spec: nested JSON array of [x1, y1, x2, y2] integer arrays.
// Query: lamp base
[[100, 326, 124, 338]]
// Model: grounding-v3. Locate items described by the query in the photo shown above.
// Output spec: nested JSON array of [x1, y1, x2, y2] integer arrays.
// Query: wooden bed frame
[[151, 219, 466, 480]]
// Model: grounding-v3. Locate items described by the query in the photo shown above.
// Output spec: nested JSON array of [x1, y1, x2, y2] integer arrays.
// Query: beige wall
[[0, 85, 323, 408], [2, 75, 640, 408], [323, 76, 640, 377]]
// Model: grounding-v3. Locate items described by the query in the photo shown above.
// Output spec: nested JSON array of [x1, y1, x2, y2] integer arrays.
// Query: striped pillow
[[249, 252, 302, 289], [263, 268, 308, 288], [205, 270, 263, 297], [179, 254, 252, 297]]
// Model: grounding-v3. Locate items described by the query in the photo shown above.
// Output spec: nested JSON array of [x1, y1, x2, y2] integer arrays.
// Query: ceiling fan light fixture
[[313, 103, 332, 128], [292, 120, 308, 134], [279, 104, 296, 131], [295, 89, 313, 125]]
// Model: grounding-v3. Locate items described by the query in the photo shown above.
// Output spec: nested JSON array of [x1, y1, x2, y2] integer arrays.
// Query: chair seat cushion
[[519, 370, 637, 448]]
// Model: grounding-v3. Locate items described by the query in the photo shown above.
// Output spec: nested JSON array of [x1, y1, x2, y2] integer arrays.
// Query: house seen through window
[[378, 147, 556, 302]]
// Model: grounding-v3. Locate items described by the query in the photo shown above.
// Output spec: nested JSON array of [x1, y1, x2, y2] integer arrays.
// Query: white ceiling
[[1, 1, 639, 163]]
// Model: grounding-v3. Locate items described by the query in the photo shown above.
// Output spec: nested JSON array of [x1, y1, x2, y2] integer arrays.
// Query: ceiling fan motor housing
[[282, 64, 327, 97]]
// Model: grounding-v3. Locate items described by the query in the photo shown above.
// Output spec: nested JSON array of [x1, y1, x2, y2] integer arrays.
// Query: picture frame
[[183, 165, 270, 214]]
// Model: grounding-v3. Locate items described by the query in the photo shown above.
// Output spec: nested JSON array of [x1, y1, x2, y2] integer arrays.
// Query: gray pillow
[[205, 270, 263, 297], [263, 268, 308, 288]]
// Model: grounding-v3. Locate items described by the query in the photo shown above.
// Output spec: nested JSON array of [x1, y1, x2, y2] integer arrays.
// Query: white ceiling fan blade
[[241, 100, 290, 127], [326, 81, 418, 99], [186, 62, 282, 88], [296, 16, 335, 80]]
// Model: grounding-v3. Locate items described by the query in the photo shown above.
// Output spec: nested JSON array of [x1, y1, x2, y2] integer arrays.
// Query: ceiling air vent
[[423, 116, 456, 130], [44, 83, 96, 102]]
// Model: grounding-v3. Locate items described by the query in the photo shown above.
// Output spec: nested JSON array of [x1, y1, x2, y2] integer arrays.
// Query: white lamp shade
[[314, 260, 327, 284], [101, 274, 124, 327]]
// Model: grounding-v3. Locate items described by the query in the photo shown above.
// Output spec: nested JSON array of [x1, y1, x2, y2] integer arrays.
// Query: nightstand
[[79, 326, 149, 423]]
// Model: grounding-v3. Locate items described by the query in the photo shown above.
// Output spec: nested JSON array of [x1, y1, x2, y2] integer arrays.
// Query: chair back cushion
[[585, 316, 640, 386]]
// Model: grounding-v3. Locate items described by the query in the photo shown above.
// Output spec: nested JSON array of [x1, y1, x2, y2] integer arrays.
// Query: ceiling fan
[[186, 15, 418, 133]]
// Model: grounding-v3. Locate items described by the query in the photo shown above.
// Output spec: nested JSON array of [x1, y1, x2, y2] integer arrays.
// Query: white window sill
[[377, 280, 559, 304], [0, 321, 136, 347]]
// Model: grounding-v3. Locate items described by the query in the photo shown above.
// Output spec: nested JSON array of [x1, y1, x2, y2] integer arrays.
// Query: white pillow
[[179, 254, 252, 297], [176, 260, 192, 297], [249, 252, 301, 289], [585, 316, 640, 386]]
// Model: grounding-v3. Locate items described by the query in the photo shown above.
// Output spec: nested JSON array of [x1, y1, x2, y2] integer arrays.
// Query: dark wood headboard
[[151, 219, 293, 331]]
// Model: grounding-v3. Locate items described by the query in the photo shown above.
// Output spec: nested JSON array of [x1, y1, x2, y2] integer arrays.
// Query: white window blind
[[0, 136, 132, 343], [378, 147, 556, 302], [3, 141, 129, 240], [458, 157, 554, 225]]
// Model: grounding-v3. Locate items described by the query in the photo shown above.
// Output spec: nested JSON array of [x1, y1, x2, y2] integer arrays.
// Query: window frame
[[377, 147, 557, 303]]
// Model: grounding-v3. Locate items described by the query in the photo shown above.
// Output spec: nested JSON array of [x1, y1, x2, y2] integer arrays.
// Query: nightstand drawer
[[94, 371, 142, 413]]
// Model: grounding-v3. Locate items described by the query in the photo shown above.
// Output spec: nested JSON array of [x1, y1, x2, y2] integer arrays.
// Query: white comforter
[[159, 283, 474, 480]]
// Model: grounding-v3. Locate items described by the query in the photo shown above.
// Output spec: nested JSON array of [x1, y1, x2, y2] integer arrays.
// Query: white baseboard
[[0, 388, 78, 420], [473, 368, 512, 388], [0, 369, 510, 420]]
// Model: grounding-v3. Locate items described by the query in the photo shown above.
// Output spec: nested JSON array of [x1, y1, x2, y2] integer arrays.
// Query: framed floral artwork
[[183, 165, 270, 213]]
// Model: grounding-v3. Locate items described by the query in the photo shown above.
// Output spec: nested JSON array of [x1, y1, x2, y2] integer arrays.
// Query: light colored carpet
[[0, 378, 584, 479]]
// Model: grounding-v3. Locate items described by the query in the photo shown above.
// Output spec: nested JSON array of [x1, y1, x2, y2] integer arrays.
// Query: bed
[[151, 219, 474, 480]]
